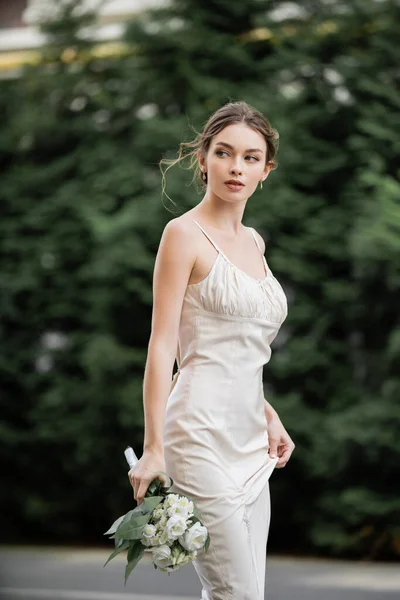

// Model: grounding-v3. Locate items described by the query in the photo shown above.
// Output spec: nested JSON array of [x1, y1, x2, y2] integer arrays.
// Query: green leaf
[[191, 501, 203, 521], [109, 506, 144, 537], [104, 514, 125, 536], [146, 480, 161, 496], [204, 533, 210, 552], [124, 542, 145, 585], [103, 539, 130, 567], [146, 471, 173, 495], [146, 472, 173, 497], [114, 512, 151, 539], [114, 536, 127, 550], [127, 539, 143, 561], [142, 495, 163, 513]]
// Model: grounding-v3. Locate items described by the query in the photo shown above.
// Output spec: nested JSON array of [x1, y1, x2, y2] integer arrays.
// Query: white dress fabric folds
[[163, 219, 288, 600]]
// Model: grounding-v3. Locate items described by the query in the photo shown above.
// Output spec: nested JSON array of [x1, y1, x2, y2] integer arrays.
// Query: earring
[[202, 171, 207, 181], [259, 179, 263, 190]]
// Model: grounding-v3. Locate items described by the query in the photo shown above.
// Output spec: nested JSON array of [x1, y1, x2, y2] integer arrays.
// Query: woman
[[129, 101, 295, 600]]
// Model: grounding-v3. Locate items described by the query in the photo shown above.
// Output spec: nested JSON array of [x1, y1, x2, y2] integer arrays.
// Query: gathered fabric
[[163, 219, 288, 600], [184, 228, 287, 325]]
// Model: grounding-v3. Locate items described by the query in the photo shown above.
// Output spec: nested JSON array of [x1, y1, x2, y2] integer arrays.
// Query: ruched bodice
[[163, 219, 288, 600], [184, 234, 287, 324]]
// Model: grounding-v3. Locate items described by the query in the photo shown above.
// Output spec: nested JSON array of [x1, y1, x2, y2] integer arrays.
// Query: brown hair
[[159, 101, 279, 208]]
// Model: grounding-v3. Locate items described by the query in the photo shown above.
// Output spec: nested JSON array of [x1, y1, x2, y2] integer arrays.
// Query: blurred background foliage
[[0, 0, 399, 560]]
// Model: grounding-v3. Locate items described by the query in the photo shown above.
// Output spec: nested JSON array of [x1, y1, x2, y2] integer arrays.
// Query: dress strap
[[192, 220, 224, 255], [249, 227, 269, 276], [248, 227, 263, 254]]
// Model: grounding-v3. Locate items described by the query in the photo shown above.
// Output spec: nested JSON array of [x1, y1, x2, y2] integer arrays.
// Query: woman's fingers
[[276, 443, 295, 468], [128, 469, 152, 504], [136, 482, 149, 505], [127, 452, 167, 503], [128, 469, 136, 492], [268, 435, 279, 459], [128, 468, 139, 500]]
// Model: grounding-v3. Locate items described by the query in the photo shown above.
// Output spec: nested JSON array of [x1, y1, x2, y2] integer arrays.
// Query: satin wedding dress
[[163, 219, 288, 600]]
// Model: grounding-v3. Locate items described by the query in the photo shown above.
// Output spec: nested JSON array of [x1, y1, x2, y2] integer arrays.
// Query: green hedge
[[0, 0, 399, 559]]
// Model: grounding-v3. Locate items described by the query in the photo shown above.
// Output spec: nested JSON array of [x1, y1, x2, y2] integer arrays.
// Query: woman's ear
[[197, 150, 206, 172], [262, 162, 272, 181]]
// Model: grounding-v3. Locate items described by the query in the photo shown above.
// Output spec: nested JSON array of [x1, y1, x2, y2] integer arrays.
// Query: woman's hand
[[128, 449, 168, 505], [267, 415, 295, 469]]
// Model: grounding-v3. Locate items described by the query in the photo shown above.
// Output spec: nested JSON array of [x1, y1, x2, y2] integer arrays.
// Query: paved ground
[[0, 546, 399, 600]]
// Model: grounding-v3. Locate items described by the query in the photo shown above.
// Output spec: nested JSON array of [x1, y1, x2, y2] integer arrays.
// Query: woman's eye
[[215, 150, 259, 162]]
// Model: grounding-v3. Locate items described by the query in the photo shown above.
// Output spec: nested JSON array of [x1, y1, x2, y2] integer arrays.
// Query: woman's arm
[[253, 229, 295, 467], [264, 398, 279, 422], [130, 218, 198, 504], [264, 398, 295, 468], [142, 218, 198, 454]]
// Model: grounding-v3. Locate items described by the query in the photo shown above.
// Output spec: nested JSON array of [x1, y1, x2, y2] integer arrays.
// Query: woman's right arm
[[130, 218, 197, 504]]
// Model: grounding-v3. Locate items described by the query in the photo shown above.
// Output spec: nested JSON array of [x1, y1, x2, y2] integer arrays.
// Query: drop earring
[[202, 170, 207, 182], [259, 179, 263, 190]]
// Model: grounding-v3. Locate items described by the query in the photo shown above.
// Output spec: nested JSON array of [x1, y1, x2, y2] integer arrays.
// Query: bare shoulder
[[155, 215, 201, 282], [249, 227, 266, 254], [162, 214, 198, 237], [160, 215, 200, 254], [150, 217, 200, 346]]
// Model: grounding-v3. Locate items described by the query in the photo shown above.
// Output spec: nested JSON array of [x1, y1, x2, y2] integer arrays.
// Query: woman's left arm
[[264, 399, 295, 468]]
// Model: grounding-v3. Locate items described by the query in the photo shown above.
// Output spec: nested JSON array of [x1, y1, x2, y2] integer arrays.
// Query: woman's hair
[[159, 101, 279, 206]]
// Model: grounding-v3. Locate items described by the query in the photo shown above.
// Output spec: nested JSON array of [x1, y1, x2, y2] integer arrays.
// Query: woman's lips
[[224, 182, 244, 192]]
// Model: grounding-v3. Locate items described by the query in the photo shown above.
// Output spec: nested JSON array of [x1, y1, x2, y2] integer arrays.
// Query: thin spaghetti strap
[[192, 220, 224, 255], [248, 227, 263, 254], [249, 227, 269, 277]]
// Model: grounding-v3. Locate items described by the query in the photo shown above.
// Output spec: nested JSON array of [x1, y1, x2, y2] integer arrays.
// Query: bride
[[129, 100, 295, 599]]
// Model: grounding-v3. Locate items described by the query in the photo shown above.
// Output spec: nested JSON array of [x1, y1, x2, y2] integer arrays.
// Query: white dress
[[163, 219, 288, 600]]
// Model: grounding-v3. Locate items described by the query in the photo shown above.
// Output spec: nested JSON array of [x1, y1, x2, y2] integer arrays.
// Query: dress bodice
[[185, 231, 287, 327], [171, 220, 288, 386], [184, 221, 287, 324]]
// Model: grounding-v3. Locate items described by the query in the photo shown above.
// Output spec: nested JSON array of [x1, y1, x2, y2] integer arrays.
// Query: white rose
[[152, 544, 173, 568], [152, 502, 164, 518], [167, 505, 188, 519], [157, 530, 169, 545], [179, 522, 208, 551], [141, 524, 157, 546], [179, 497, 193, 513], [153, 507, 164, 521], [165, 514, 188, 540], [167, 496, 194, 519], [164, 493, 179, 508], [159, 514, 168, 527], [142, 524, 156, 538]]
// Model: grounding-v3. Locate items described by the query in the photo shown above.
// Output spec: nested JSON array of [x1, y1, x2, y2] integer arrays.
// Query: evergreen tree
[[0, 0, 398, 558], [0, 0, 152, 542], [238, 0, 400, 559]]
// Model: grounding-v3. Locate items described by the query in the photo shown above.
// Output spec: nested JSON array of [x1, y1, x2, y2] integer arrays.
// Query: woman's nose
[[230, 162, 243, 175]]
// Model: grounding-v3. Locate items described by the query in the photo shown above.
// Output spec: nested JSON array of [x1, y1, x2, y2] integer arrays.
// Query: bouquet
[[104, 447, 210, 583]]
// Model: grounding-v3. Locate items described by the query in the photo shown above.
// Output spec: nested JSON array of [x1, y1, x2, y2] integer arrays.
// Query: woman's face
[[198, 122, 271, 201]]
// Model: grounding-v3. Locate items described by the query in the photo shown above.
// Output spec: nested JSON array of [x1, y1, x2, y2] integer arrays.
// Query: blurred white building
[[0, 0, 167, 74]]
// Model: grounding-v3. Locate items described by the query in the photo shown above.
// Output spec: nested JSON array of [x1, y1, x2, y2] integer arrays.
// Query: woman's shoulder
[[163, 212, 202, 239], [159, 214, 202, 259]]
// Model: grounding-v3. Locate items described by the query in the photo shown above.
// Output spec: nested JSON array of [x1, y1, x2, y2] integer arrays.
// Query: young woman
[[129, 101, 295, 600]]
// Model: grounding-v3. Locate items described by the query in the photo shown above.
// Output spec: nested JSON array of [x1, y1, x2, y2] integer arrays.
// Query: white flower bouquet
[[104, 447, 210, 584]]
